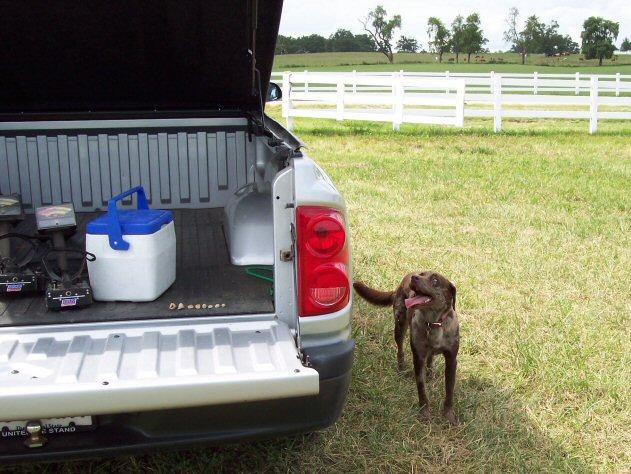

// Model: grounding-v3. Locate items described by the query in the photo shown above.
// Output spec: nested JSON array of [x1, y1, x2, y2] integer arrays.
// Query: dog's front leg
[[442, 349, 458, 425], [410, 335, 430, 420]]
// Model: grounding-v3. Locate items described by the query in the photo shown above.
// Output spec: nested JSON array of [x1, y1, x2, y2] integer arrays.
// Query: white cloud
[[279, 0, 631, 51]]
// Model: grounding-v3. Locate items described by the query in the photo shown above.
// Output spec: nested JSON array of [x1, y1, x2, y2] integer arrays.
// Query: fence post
[[282, 72, 294, 131], [490, 71, 495, 94], [615, 72, 620, 97], [575, 72, 580, 95], [445, 70, 450, 94], [533, 71, 538, 95], [493, 74, 502, 133], [589, 76, 598, 134], [304, 70, 309, 93], [336, 79, 345, 122], [455, 80, 465, 127], [352, 70, 357, 94], [392, 72, 403, 131]]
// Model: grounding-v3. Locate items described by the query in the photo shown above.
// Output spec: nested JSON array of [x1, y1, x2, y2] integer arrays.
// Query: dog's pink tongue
[[405, 296, 431, 309]]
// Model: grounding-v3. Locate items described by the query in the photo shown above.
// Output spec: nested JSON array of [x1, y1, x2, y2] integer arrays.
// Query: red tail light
[[297, 206, 350, 317]]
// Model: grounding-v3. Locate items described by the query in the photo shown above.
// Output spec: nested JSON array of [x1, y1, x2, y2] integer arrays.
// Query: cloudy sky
[[279, 0, 630, 52]]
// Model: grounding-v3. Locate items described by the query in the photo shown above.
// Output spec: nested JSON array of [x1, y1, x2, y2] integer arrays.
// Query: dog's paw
[[397, 355, 406, 373], [442, 408, 457, 426], [419, 406, 431, 421]]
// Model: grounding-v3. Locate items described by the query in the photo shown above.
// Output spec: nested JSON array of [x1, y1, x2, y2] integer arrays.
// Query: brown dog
[[354, 272, 459, 424]]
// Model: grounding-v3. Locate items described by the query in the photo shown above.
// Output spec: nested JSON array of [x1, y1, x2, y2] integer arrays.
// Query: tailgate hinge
[[292, 331, 312, 368], [286, 221, 307, 364]]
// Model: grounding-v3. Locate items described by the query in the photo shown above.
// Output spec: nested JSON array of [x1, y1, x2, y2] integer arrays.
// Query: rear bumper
[[0, 339, 354, 463]]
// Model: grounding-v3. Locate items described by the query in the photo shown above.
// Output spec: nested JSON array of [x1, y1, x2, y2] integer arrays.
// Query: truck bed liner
[[0, 209, 274, 327]]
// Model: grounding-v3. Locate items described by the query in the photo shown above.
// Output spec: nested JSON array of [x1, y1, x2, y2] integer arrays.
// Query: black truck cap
[[0, 1, 283, 119]]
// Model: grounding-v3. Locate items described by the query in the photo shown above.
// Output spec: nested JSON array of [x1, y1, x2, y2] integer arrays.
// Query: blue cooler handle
[[107, 186, 149, 250]]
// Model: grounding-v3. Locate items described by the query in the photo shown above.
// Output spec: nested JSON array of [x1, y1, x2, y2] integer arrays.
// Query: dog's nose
[[411, 275, 420, 282]]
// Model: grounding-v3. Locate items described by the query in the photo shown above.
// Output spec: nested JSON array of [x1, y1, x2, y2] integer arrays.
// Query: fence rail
[[273, 71, 631, 133]]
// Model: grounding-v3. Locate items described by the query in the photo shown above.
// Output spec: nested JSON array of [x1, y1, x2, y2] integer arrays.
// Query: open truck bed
[[0, 0, 354, 461], [0, 208, 274, 327]]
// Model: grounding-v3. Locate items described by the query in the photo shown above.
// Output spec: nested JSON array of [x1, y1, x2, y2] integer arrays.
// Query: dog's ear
[[449, 281, 457, 310]]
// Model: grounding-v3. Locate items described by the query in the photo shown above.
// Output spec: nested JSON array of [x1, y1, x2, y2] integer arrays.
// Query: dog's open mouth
[[404, 294, 433, 309]]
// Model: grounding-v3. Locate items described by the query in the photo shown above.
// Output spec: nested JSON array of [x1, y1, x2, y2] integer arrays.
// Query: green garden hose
[[245, 265, 274, 283]]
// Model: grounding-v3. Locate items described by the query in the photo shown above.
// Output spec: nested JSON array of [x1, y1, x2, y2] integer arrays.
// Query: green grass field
[[8, 114, 631, 473], [274, 52, 631, 74]]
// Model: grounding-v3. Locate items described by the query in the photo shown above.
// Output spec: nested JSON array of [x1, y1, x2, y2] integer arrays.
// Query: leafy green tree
[[554, 34, 579, 55], [521, 15, 545, 58], [620, 37, 631, 52], [327, 30, 376, 52], [295, 34, 327, 53], [521, 17, 577, 56], [354, 34, 378, 52], [504, 7, 527, 64], [275, 35, 293, 55], [581, 17, 619, 65], [427, 17, 450, 63], [450, 15, 466, 63], [396, 36, 419, 53], [360, 5, 402, 63], [541, 21, 579, 56], [462, 13, 487, 62], [327, 29, 357, 52]]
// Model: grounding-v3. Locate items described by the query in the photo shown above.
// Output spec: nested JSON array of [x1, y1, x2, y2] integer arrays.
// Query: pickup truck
[[0, 0, 353, 462]]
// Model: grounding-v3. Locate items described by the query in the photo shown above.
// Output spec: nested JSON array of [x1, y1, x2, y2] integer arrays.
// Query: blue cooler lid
[[87, 209, 173, 236], [86, 186, 173, 251]]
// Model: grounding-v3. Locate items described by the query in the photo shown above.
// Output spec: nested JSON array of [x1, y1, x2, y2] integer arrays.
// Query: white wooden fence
[[273, 71, 631, 133], [281, 72, 465, 131]]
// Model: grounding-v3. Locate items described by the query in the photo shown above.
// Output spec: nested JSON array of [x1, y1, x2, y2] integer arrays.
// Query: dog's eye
[[431, 277, 439, 287]]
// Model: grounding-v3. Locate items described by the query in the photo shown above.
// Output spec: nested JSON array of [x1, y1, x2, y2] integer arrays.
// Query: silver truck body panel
[[291, 154, 352, 346]]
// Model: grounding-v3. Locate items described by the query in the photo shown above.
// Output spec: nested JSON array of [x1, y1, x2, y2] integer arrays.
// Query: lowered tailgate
[[0, 320, 318, 420]]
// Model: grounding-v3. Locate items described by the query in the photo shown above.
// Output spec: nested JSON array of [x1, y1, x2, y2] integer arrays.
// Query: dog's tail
[[353, 281, 394, 306]]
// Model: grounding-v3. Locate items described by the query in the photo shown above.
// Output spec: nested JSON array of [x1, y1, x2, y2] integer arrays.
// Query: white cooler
[[86, 186, 176, 302]]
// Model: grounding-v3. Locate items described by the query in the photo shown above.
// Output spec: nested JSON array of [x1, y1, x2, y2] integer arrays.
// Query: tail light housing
[[297, 206, 350, 317]]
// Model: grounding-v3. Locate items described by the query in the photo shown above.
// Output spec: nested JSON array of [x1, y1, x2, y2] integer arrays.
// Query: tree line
[[277, 5, 627, 66], [275, 30, 376, 54]]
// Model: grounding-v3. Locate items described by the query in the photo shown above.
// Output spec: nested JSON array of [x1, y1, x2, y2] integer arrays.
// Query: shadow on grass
[[8, 375, 589, 473], [450, 374, 589, 472]]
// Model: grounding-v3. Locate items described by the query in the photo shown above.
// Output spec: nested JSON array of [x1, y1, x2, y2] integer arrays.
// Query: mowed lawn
[[10, 115, 631, 473], [274, 51, 631, 74]]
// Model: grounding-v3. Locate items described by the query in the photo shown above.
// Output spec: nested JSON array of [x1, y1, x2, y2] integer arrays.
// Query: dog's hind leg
[[442, 349, 458, 425], [394, 308, 408, 372], [410, 335, 431, 420]]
